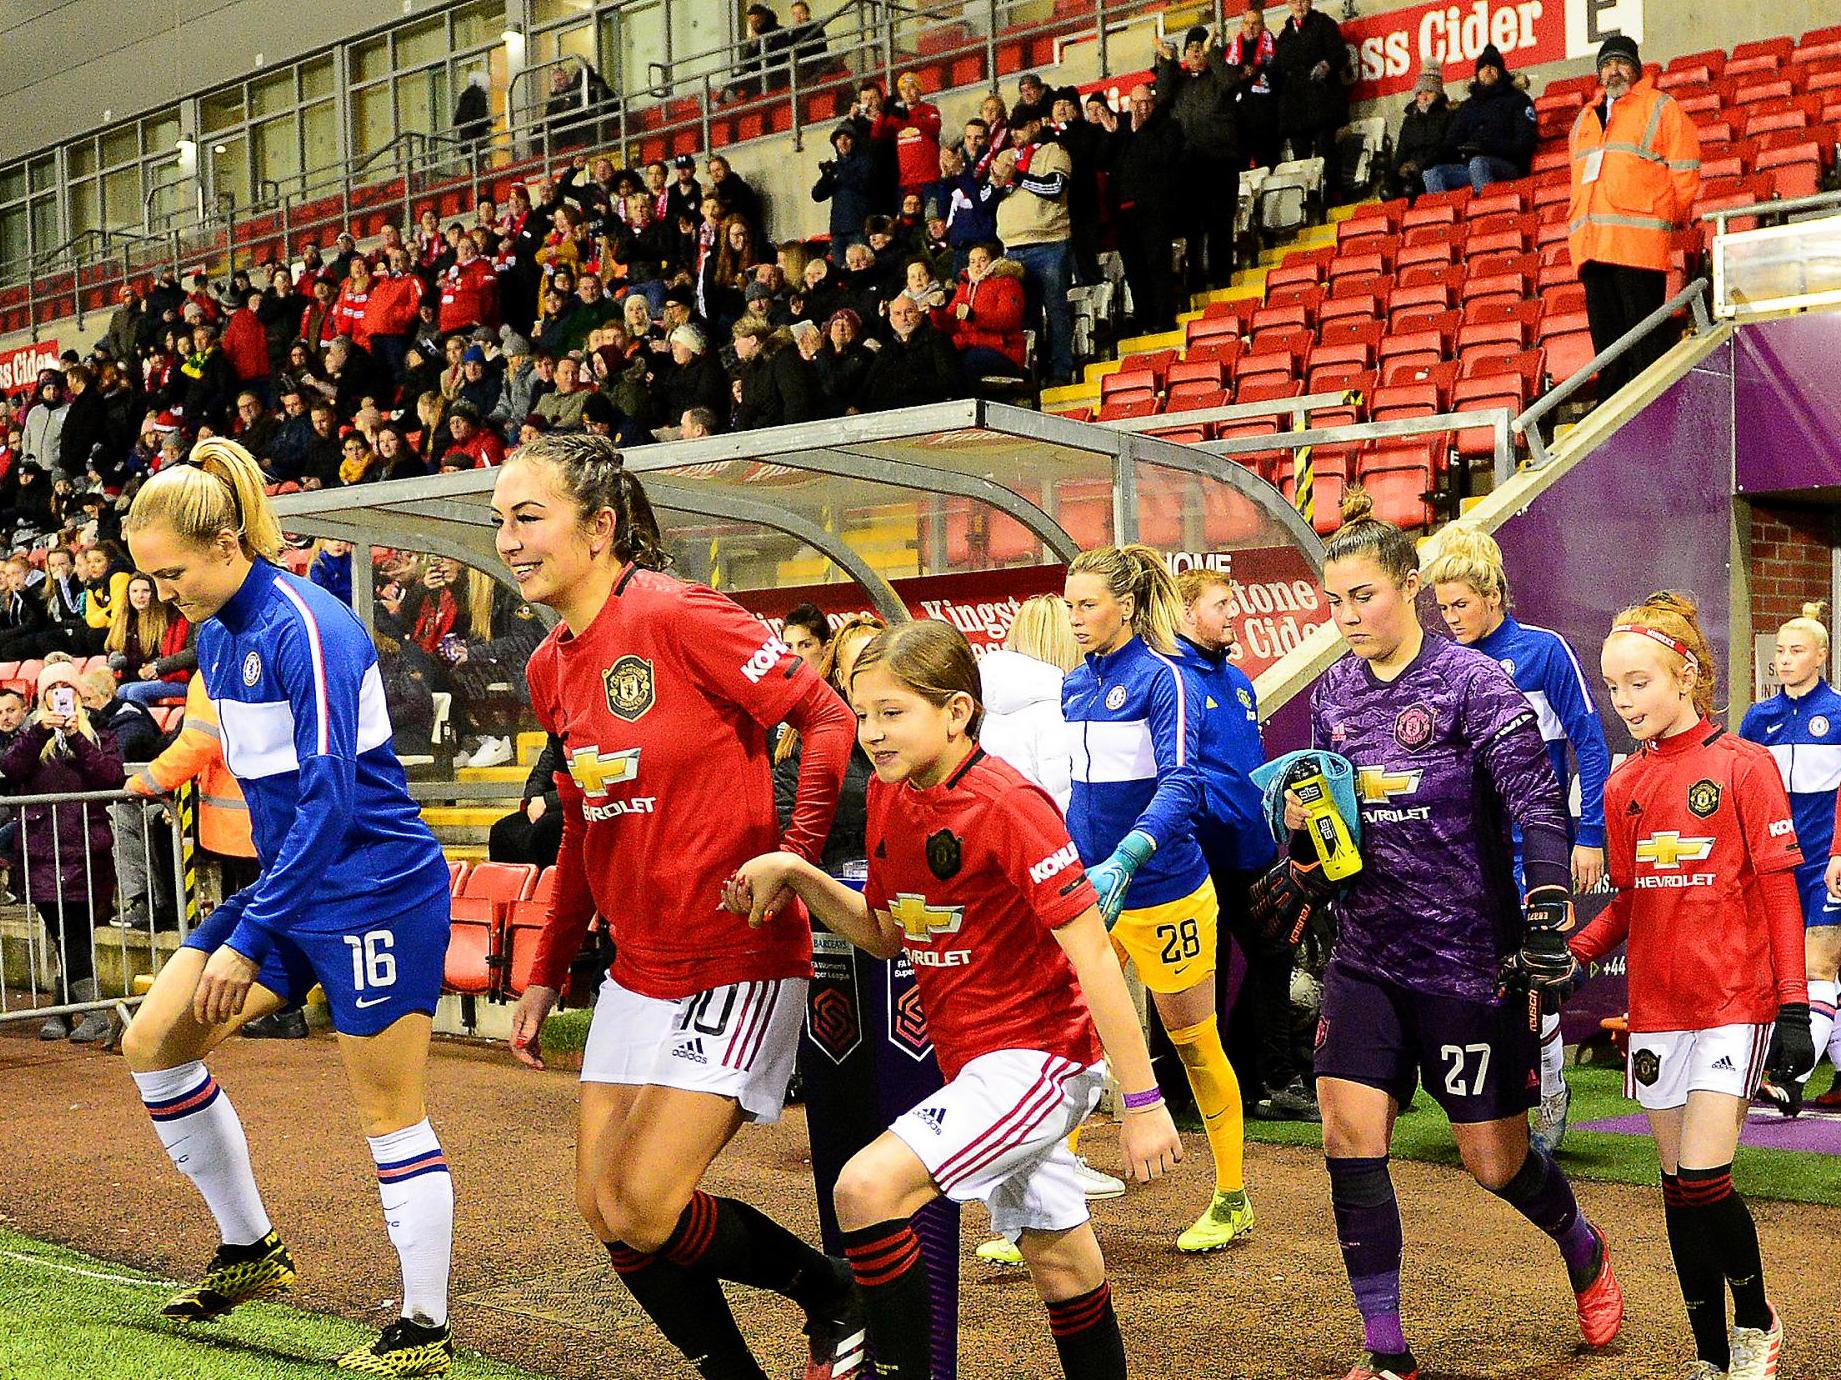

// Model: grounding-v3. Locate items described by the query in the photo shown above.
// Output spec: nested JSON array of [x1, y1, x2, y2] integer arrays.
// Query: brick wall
[[1750, 504, 1839, 632]]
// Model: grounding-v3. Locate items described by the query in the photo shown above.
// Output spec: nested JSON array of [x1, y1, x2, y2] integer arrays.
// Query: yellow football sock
[[1167, 1014, 1245, 1194]]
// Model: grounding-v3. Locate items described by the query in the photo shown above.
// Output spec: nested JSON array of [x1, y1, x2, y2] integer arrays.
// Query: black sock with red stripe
[[841, 1219, 931, 1380], [605, 1240, 768, 1380], [1678, 1163, 1771, 1332], [662, 1191, 847, 1314], [1661, 1172, 1729, 1370], [1045, 1281, 1126, 1380]]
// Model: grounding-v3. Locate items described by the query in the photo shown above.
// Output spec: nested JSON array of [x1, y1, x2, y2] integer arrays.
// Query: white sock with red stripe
[[1539, 1012, 1565, 1099], [368, 1119, 453, 1327], [133, 1061, 272, 1247], [1807, 980, 1838, 1084]]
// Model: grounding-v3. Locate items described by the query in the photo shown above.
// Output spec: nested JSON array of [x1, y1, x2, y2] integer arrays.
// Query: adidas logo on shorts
[[1711, 1054, 1736, 1072], [915, 1106, 947, 1135], [671, 1038, 709, 1065]]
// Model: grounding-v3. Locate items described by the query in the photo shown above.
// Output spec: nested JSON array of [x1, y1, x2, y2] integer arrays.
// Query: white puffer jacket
[[978, 648, 1072, 812]]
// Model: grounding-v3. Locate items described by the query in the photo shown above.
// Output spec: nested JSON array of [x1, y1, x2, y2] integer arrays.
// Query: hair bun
[[1338, 486, 1376, 525], [1802, 599, 1829, 623]]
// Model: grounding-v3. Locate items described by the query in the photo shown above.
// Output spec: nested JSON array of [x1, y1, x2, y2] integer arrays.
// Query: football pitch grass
[[1237, 1063, 1841, 1205], [0, 1230, 549, 1380]]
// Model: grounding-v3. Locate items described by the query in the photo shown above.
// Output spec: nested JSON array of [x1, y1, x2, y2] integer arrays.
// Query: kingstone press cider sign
[[0, 339, 59, 393]]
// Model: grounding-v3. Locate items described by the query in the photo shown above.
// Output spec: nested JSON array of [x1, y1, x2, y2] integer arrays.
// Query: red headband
[[1611, 623, 1699, 669]]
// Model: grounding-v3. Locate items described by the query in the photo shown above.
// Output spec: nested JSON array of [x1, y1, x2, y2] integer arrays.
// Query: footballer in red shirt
[[491, 435, 867, 1380], [1575, 595, 1811, 1379], [726, 620, 1181, 1380]]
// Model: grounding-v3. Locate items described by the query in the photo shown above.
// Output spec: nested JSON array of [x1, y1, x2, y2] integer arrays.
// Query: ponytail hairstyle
[[1419, 522, 1510, 606], [1066, 543, 1183, 654], [1321, 487, 1419, 589], [510, 432, 672, 572], [775, 613, 887, 764], [466, 567, 499, 641], [1779, 599, 1831, 660], [1609, 590, 1718, 720], [123, 437, 284, 561], [850, 618, 985, 739], [1004, 593, 1079, 672]]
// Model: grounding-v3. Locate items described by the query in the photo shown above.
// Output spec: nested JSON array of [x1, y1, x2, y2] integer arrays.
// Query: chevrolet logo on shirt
[[888, 893, 966, 944], [567, 745, 641, 797], [1357, 767, 1423, 803], [1635, 831, 1715, 871]]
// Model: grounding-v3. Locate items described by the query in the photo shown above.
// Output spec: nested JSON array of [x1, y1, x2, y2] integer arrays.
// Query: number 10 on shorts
[[344, 931, 398, 991]]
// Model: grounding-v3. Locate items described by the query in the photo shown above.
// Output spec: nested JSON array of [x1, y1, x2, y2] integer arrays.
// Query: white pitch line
[[0, 1248, 174, 1289]]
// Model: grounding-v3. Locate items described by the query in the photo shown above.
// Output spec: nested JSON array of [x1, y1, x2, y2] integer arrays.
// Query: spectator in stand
[[887, 72, 944, 203], [232, 391, 278, 458], [488, 734, 563, 869], [0, 556, 47, 658], [375, 421, 428, 480], [947, 242, 1028, 384], [544, 62, 617, 150], [105, 285, 146, 366], [332, 256, 375, 347], [850, 80, 901, 211], [1389, 63, 1452, 201], [58, 365, 114, 482], [339, 428, 380, 485], [736, 4, 792, 98], [665, 155, 704, 229], [580, 391, 650, 448], [814, 124, 877, 247], [532, 352, 591, 431], [900, 258, 953, 334], [1273, 0, 1349, 196], [437, 233, 500, 336], [22, 372, 66, 473], [813, 309, 872, 415], [786, 0, 830, 84], [1227, 5, 1281, 169], [453, 69, 491, 149], [456, 345, 503, 417], [1422, 45, 1536, 193], [445, 400, 508, 468], [300, 276, 340, 351], [104, 573, 193, 706], [702, 215, 760, 331], [364, 247, 425, 382], [976, 93, 1009, 175], [1048, 86, 1108, 286], [318, 335, 386, 419], [861, 294, 959, 411], [941, 143, 998, 278], [258, 268, 302, 376], [265, 386, 313, 483], [177, 323, 237, 433], [733, 319, 819, 429], [1569, 35, 1702, 396], [1016, 71, 1048, 109], [79, 665, 161, 763], [679, 406, 718, 439], [301, 400, 343, 487], [489, 330, 538, 430], [38, 547, 88, 654], [654, 325, 730, 429], [708, 154, 762, 231], [1100, 82, 1185, 334], [1156, 27, 1241, 292], [5, 658, 124, 1042], [613, 194, 682, 314], [221, 292, 272, 404], [991, 102, 1076, 386], [310, 537, 354, 604]]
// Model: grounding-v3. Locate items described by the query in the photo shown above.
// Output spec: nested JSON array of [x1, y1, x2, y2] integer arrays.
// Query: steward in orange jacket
[[126, 673, 253, 860], [1567, 34, 1701, 393]]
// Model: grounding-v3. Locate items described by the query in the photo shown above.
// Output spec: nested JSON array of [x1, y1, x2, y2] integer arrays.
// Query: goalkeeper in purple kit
[[1267, 491, 1622, 1380]]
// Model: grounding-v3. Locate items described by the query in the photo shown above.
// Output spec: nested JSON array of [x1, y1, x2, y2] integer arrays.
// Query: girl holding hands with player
[[725, 619, 1182, 1380], [1573, 593, 1811, 1380]]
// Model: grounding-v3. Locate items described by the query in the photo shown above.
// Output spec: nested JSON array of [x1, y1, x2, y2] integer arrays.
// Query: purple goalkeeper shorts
[[1313, 959, 1538, 1124]]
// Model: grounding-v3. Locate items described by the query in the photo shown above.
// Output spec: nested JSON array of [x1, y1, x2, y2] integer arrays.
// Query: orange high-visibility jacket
[[1568, 76, 1702, 273], [127, 674, 255, 859]]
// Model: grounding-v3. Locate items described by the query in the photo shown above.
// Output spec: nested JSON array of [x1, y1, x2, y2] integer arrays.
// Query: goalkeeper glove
[[1768, 1001, 1815, 1085], [1088, 830, 1155, 928], [1499, 886, 1580, 1023]]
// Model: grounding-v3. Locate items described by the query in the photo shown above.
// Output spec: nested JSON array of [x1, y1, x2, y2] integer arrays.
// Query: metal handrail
[[1701, 186, 1841, 232], [1094, 392, 1353, 434], [1202, 409, 1515, 485], [1514, 278, 1713, 468]]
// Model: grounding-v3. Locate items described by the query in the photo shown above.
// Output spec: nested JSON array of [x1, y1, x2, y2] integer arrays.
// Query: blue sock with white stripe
[[368, 1119, 453, 1327], [133, 1061, 272, 1247]]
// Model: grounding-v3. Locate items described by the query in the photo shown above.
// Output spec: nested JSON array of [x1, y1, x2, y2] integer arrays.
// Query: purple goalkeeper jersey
[[1311, 634, 1570, 1001]]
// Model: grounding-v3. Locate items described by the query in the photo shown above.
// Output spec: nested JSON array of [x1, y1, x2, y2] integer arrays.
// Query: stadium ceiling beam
[[277, 509, 517, 595]]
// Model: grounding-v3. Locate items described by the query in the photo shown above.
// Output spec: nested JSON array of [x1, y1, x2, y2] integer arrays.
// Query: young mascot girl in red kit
[[726, 619, 1183, 1380], [1573, 593, 1812, 1380]]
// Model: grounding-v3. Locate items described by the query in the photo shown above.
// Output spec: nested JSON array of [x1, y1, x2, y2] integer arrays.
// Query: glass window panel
[[303, 101, 339, 176], [69, 181, 100, 238], [145, 162, 187, 227], [352, 37, 390, 83], [0, 166, 24, 204], [394, 16, 446, 67], [532, 0, 584, 24], [352, 84, 394, 157], [252, 116, 300, 189], [555, 21, 595, 65], [68, 143, 97, 179], [143, 110, 181, 154], [102, 165, 141, 228], [30, 196, 56, 255], [251, 70, 293, 117], [1, 206, 26, 269], [451, 0, 500, 51], [201, 88, 246, 134], [300, 56, 335, 101], [28, 157, 54, 194], [208, 137, 249, 209], [619, 1, 665, 100], [101, 125, 138, 168], [396, 70, 438, 143]]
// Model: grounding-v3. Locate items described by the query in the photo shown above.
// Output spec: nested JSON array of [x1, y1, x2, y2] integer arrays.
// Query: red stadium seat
[[1755, 138, 1823, 198], [1310, 323, 1383, 370], [1328, 249, 1389, 285], [1166, 359, 1226, 391], [1119, 348, 1179, 382], [1369, 381, 1442, 423], [1251, 302, 1312, 338], [1097, 397, 1161, 421], [1184, 337, 1243, 371], [1358, 439, 1448, 529], [1166, 383, 1228, 414], [1186, 314, 1244, 350], [1396, 239, 1457, 273], [1233, 350, 1296, 388], [1318, 292, 1382, 328], [1538, 309, 1597, 386], [447, 861, 469, 895], [1101, 368, 1160, 402], [1452, 370, 1533, 459], [1265, 258, 1324, 290]]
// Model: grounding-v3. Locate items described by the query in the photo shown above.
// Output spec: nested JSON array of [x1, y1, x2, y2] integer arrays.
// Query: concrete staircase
[[421, 730, 545, 864]]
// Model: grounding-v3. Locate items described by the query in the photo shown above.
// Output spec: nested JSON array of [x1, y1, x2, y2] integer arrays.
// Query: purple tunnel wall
[[1732, 313, 1841, 495]]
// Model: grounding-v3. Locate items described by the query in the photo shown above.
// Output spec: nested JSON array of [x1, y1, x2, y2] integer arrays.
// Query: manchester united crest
[[1633, 1048, 1661, 1086], [1393, 703, 1434, 751], [1686, 778, 1722, 819], [603, 655, 655, 722], [925, 829, 962, 881]]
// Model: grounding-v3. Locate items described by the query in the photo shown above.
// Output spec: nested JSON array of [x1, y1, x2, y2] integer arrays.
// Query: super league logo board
[[805, 932, 863, 1065]]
